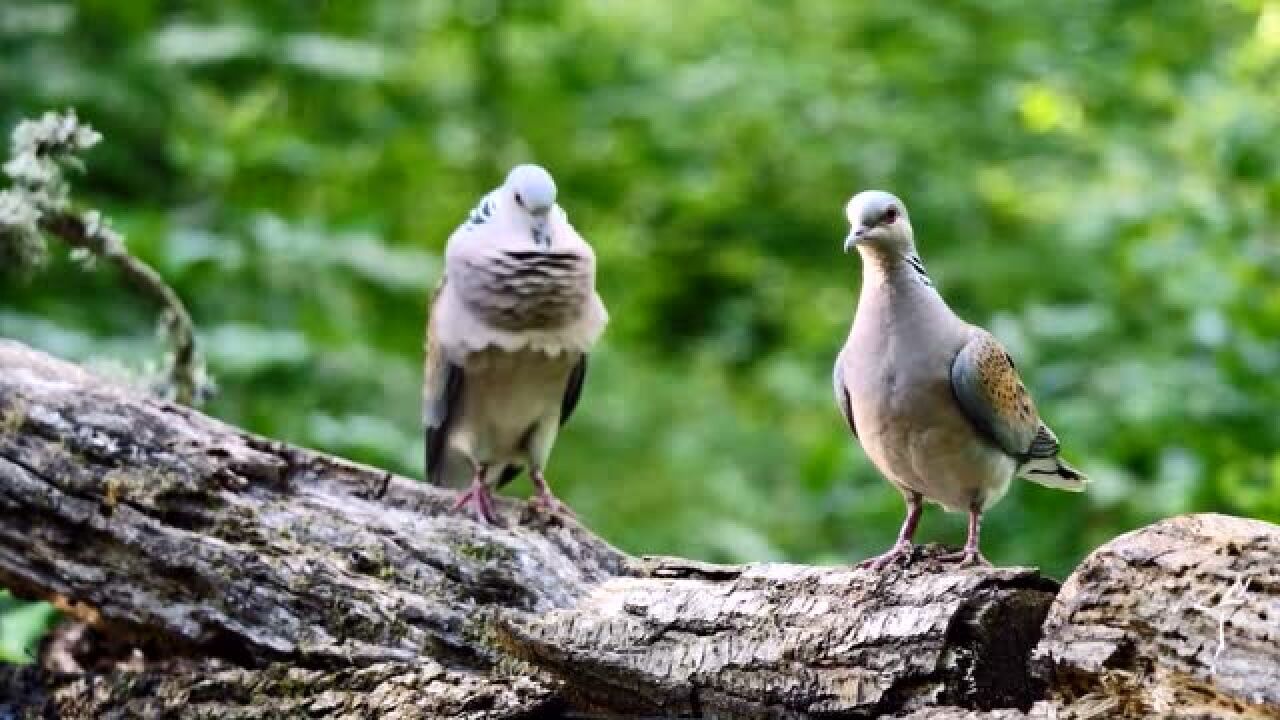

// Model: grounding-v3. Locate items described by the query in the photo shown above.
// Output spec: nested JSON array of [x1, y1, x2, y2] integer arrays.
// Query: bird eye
[[514, 192, 525, 208], [882, 206, 899, 224]]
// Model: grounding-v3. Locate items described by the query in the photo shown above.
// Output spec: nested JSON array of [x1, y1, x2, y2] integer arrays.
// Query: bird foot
[[452, 482, 503, 526], [940, 548, 990, 567], [857, 541, 914, 571], [529, 490, 575, 519]]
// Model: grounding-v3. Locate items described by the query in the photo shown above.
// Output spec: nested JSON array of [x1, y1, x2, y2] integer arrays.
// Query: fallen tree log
[[501, 554, 1057, 716], [0, 338, 1277, 719], [1035, 513, 1280, 719]]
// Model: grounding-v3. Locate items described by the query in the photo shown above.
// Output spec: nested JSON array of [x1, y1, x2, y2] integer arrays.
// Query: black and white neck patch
[[462, 192, 497, 231], [905, 253, 934, 287]]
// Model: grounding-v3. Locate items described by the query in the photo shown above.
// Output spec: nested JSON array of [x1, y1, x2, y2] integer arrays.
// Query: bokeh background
[[3, 0, 1279, 663]]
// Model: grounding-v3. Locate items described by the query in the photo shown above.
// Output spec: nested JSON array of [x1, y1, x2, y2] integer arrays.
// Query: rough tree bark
[[0, 338, 1277, 719], [1034, 513, 1280, 719], [500, 555, 1057, 716]]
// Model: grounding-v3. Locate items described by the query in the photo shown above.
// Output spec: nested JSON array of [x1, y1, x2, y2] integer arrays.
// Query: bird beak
[[843, 226, 867, 253]]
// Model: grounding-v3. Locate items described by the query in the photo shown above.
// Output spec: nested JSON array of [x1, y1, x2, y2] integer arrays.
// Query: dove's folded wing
[[423, 280, 465, 486], [833, 347, 857, 438], [949, 329, 1041, 460], [561, 354, 588, 427], [950, 329, 1086, 490]]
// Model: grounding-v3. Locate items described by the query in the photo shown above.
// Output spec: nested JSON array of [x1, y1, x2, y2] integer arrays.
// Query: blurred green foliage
[[2, 0, 1279, 660], [0, 590, 57, 663]]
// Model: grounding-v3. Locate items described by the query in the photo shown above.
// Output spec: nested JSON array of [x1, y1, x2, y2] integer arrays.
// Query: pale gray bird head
[[504, 164, 557, 246], [843, 190, 914, 254]]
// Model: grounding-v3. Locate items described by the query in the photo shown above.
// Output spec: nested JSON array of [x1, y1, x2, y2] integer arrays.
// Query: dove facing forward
[[834, 190, 1086, 568], [424, 164, 607, 523]]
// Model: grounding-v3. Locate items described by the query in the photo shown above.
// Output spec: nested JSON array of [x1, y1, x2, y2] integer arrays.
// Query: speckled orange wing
[[949, 330, 1043, 459]]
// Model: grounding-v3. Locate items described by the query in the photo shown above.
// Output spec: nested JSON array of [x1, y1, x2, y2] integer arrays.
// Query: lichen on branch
[[0, 110, 210, 406]]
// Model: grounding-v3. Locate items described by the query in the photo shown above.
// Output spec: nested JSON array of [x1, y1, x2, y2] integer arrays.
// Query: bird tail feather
[[1018, 455, 1088, 491]]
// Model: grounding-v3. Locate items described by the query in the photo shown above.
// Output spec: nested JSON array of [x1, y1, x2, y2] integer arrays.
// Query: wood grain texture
[[0, 338, 617, 717], [0, 659, 557, 720], [1034, 513, 1280, 719], [2, 339, 1278, 719], [501, 553, 1057, 717]]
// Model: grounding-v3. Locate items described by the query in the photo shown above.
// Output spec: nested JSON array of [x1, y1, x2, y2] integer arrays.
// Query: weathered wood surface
[[0, 339, 598, 718], [502, 553, 1057, 717], [0, 658, 557, 720], [0, 339, 625, 666], [1, 338, 1279, 719], [1035, 513, 1280, 719]]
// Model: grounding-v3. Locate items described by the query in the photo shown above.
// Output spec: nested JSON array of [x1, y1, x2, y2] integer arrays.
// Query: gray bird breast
[[458, 250, 593, 330]]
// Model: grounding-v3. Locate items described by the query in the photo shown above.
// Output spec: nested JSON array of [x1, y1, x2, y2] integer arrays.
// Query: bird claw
[[857, 541, 914, 571], [453, 482, 503, 526], [528, 470, 575, 519], [529, 490, 575, 519], [940, 548, 990, 567]]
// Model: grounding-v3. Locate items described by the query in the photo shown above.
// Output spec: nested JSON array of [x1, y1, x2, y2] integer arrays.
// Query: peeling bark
[[0, 339, 613, 717], [0, 339, 624, 668], [2, 339, 1279, 719], [1034, 513, 1280, 719], [500, 554, 1057, 717], [0, 659, 558, 720], [892, 707, 1053, 720]]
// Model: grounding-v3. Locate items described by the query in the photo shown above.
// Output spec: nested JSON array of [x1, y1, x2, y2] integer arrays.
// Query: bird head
[[503, 164, 557, 247], [843, 190, 913, 254]]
